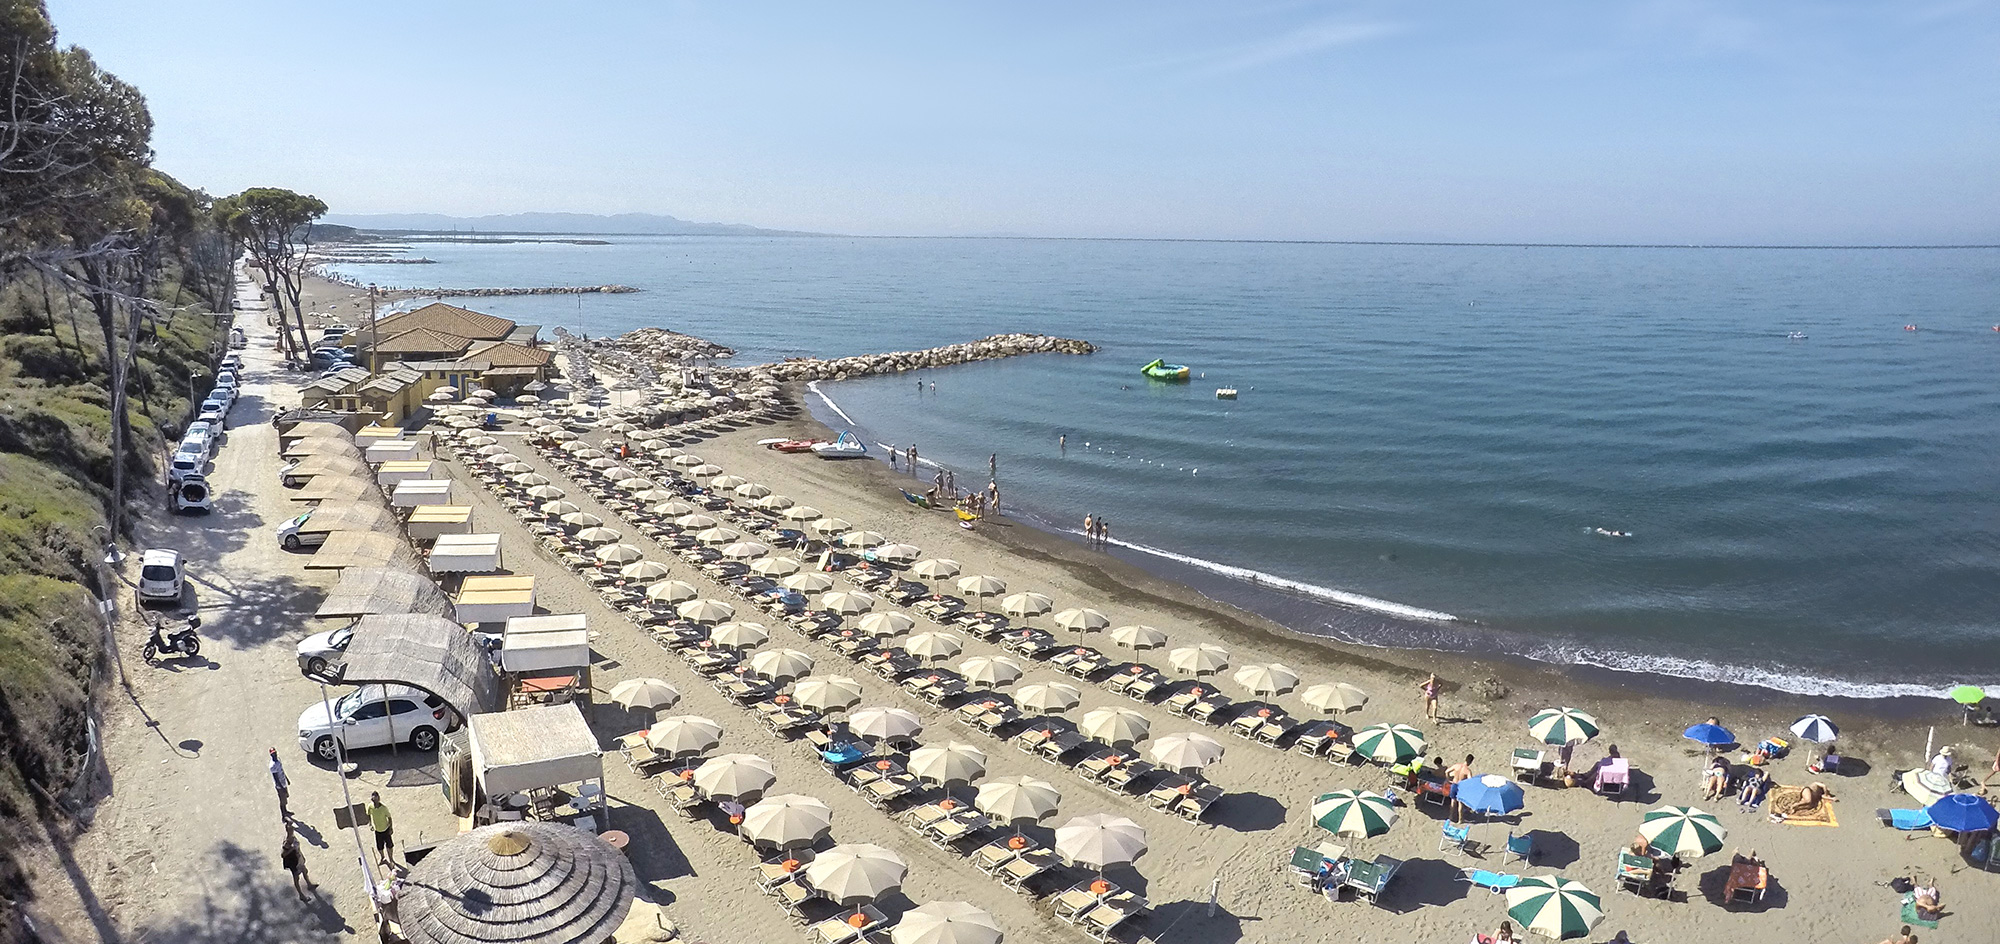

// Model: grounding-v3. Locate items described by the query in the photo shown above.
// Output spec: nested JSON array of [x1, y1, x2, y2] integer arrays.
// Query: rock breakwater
[[742, 333, 1095, 382]]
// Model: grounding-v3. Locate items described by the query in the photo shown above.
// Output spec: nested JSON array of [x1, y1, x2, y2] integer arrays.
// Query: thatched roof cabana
[[400, 822, 636, 944]]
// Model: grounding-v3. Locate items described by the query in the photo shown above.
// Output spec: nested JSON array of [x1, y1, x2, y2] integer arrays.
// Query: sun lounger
[[1254, 717, 1300, 746], [656, 780, 704, 819], [1174, 782, 1224, 822], [807, 904, 887, 944], [1147, 775, 1195, 810], [1077, 903, 1137, 941], [754, 849, 814, 892], [957, 699, 1007, 725], [1724, 861, 1767, 906], [1458, 868, 1520, 894], [972, 839, 1023, 874], [975, 706, 1022, 734], [1053, 884, 1106, 921], [1226, 711, 1265, 738], [862, 774, 920, 809], [1344, 856, 1400, 906], [1161, 690, 1202, 715], [773, 874, 824, 921], [1036, 731, 1090, 764], [998, 847, 1058, 890], [1188, 697, 1232, 725], [1101, 759, 1157, 793], [1615, 851, 1654, 894], [1876, 808, 1934, 830], [1125, 671, 1169, 701], [925, 811, 990, 849]]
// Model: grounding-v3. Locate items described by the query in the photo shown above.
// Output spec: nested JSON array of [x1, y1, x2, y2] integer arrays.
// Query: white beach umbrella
[[873, 543, 922, 563], [750, 556, 802, 577], [804, 844, 907, 908], [560, 511, 604, 528], [1015, 682, 1082, 714], [975, 776, 1061, 827], [632, 488, 678, 503], [619, 560, 672, 580], [1233, 662, 1302, 696], [1110, 625, 1168, 650], [510, 472, 551, 487], [1149, 732, 1225, 772], [687, 463, 722, 478], [558, 440, 595, 454], [651, 500, 696, 517], [541, 499, 582, 517], [616, 477, 656, 492], [780, 505, 824, 522], [848, 706, 923, 742], [525, 485, 567, 501], [1002, 592, 1054, 619], [709, 621, 770, 650], [754, 494, 795, 512], [720, 541, 771, 560], [793, 675, 866, 713], [1299, 682, 1370, 715], [608, 678, 680, 712], [594, 543, 644, 564], [1168, 644, 1231, 677], [693, 753, 777, 800], [671, 454, 704, 467], [814, 519, 859, 539], [819, 591, 875, 616], [780, 571, 835, 593], [1054, 814, 1148, 870], [574, 526, 623, 544], [676, 598, 736, 624], [748, 648, 815, 681], [1789, 714, 1839, 744], [586, 457, 620, 469], [1079, 707, 1150, 746], [475, 444, 509, 457], [904, 632, 964, 663], [695, 527, 743, 545], [910, 558, 961, 582], [733, 482, 772, 500], [460, 432, 491, 445], [888, 902, 1002, 944], [495, 462, 534, 477], [710, 474, 748, 490], [957, 655, 1024, 688], [645, 579, 698, 604], [836, 529, 884, 548], [957, 574, 1006, 599], [674, 513, 719, 529], [857, 612, 916, 638], [1052, 608, 1110, 634], [544, 428, 576, 441], [646, 715, 722, 757], [908, 741, 987, 786], [741, 794, 834, 849]]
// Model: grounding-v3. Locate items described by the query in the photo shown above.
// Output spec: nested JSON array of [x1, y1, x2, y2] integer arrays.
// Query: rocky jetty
[[740, 333, 1095, 382], [559, 326, 735, 364], [426, 285, 637, 296]]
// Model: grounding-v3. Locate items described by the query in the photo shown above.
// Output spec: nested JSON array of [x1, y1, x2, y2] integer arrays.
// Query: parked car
[[296, 624, 354, 677], [220, 353, 242, 372], [228, 327, 248, 348], [168, 449, 205, 484], [170, 475, 211, 515], [319, 325, 350, 343], [197, 403, 226, 427], [295, 684, 458, 761], [183, 421, 218, 452], [277, 511, 325, 551], [135, 549, 184, 604]]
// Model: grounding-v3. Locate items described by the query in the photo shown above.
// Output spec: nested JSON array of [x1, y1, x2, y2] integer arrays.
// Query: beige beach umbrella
[[754, 494, 795, 512], [710, 474, 748, 490], [511, 472, 552, 487], [814, 518, 858, 539], [495, 461, 534, 476], [749, 648, 815, 681], [687, 463, 723, 478], [837, 529, 885, 548], [793, 675, 866, 713], [780, 571, 835, 593], [873, 543, 922, 563], [904, 632, 964, 663], [1110, 625, 1168, 650], [587, 457, 620, 469], [857, 612, 915, 638], [909, 741, 987, 786], [1233, 662, 1302, 696], [608, 678, 680, 712], [619, 560, 672, 580], [671, 454, 705, 468], [1299, 682, 1370, 715], [819, 591, 875, 616], [674, 513, 719, 529], [957, 656, 1024, 688], [695, 527, 743, 545], [632, 488, 679, 503], [541, 499, 582, 517], [957, 574, 1006, 603], [646, 715, 722, 757], [693, 753, 776, 800], [676, 598, 736, 624], [975, 776, 1062, 827], [1002, 592, 1054, 620], [642, 439, 676, 454], [1054, 814, 1148, 870], [475, 443, 510, 456], [460, 433, 493, 445], [1079, 707, 1151, 746], [720, 541, 771, 560], [575, 526, 623, 545], [516, 394, 541, 405], [645, 579, 699, 604], [741, 794, 834, 849], [558, 440, 595, 454], [545, 428, 577, 441], [1016, 682, 1082, 714], [651, 500, 696, 517], [888, 901, 1003, 944], [911, 559, 961, 582], [848, 706, 923, 743], [804, 844, 907, 909], [1052, 607, 1110, 634], [750, 556, 802, 577], [709, 621, 770, 650], [1168, 643, 1231, 677], [601, 466, 640, 483], [595, 543, 644, 564], [1149, 732, 1226, 773], [616, 477, 656, 492], [781, 505, 824, 522], [733, 482, 772, 501], [526, 485, 568, 501], [560, 511, 604, 528]]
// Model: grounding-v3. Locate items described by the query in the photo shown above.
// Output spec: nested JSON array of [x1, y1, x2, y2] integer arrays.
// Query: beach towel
[[1900, 898, 1940, 929], [1767, 785, 1838, 826]]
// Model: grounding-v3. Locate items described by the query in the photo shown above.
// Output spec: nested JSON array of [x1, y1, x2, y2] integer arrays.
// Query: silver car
[[296, 624, 353, 678]]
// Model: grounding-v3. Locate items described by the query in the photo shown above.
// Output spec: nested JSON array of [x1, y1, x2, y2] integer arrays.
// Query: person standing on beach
[[1419, 673, 1441, 721], [908, 444, 918, 475], [268, 748, 291, 820], [281, 823, 314, 902], [1059, 433, 1066, 454], [1084, 515, 1094, 543], [889, 447, 898, 471], [988, 481, 1000, 515], [1099, 518, 1110, 545], [367, 792, 396, 869]]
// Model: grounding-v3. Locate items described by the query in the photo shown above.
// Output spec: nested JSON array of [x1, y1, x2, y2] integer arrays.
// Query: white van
[[135, 549, 184, 603]]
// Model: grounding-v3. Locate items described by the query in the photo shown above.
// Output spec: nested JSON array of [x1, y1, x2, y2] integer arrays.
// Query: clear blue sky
[[46, 0, 2000, 243]]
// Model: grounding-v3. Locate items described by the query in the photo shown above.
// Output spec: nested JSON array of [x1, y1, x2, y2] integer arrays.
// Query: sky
[[44, 0, 2000, 243]]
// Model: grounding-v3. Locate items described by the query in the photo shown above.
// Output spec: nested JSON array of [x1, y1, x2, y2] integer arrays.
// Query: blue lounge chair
[[1458, 868, 1521, 894], [1504, 831, 1535, 864], [1440, 821, 1473, 855], [1876, 808, 1933, 830]]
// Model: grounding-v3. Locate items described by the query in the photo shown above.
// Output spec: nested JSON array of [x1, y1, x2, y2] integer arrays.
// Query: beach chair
[[1597, 759, 1630, 798], [1875, 808, 1934, 830], [998, 847, 1058, 891], [807, 904, 886, 944], [972, 839, 1023, 875], [1614, 852, 1654, 895], [1052, 884, 1104, 922], [1175, 782, 1224, 822], [1079, 901, 1143, 941], [1504, 831, 1535, 864], [1293, 721, 1338, 756], [1344, 856, 1399, 906], [773, 874, 826, 922], [1226, 711, 1264, 739], [1255, 717, 1300, 746], [1440, 821, 1474, 856], [1458, 868, 1521, 895], [926, 812, 990, 849], [1101, 759, 1156, 794], [753, 850, 814, 893], [1188, 697, 1232, 725], [899, 803, 951, 831]]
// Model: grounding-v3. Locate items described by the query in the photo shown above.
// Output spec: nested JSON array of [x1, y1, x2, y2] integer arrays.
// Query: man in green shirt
[[367, 792, 395, 868]]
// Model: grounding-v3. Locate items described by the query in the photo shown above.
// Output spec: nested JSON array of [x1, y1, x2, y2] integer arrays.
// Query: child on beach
[[1418, 674, 1442, 721]]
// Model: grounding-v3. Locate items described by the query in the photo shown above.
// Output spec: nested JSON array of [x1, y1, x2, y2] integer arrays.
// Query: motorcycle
[[143, 613, 203, 663]]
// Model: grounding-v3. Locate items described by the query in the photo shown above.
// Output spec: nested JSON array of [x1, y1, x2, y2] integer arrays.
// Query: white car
[[168, 449, 204, 484], [277, 511, 325, 551], [135, 549, 184, 603], [295, 684, 455, 761], [170, 475, 211, 515], [197, 403, 226, 426], [183, 421, 217, 453], [220, 354, 242, 372], [296, 624, 353, 677]]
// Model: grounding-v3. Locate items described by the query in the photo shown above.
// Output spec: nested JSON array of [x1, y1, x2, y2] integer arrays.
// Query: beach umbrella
[[676, 598, 735, 623], [1016, 682, 1082, 714], [632, 488, 679, 503], [545, 429, 577, 441], [397, 822, 636, 944], [560, 511, 605, 529], [720, 540, 771, 560], [958, 656, 1024, 688], [957, 574, 1006, 599], [909, 741, 988, 786], [586, 457, 620, 469], [709, 621, 770, 649], [459, 432, 490, 444], [1926, 793, 2000, 833], [646, 716, 722, 757], [1949, 684, 1986, 706], [511, 472, 551, 487], [1002, 592, 1054, 620], [1168, 643, 1231, 677], [1311, 789, 1398, 839], [651, 500, 696, 517], [857, 612, 916, 637], [750, 556, 802, 577], [594, 543, 644, 564], [693, 753, 777, 800], [645, 579, 698, 603], [1682, 721, 1735, 748], [1052, 608, 1110, 634], [1299, 682, 1369, 714], [888, 901, 1003, 944], [695, 527, 743, 546], [820, 591, 874, 616], [515, 394, 540, 405], [849, 706, 923, 743], [1110, 625, 1168, 650], [1529, 707, 1602, 746], [474, 443, 509, 456], [905, 632, 963, 662], [1637, 806, 1728, 857], [741, 794, 833, 849], [1351, 723, 1427, 764], [558, 440, 595, 454], [975, 776, 1061, 827], [619, 560, 672, 580], [805, 844, 907, 909], [711, 474, 748, 490], [674, 513, 718, 529], [806, 518, 851, 539], [754, 494, 795, 512], [793, 675, 865, 713], [1789, 714, 1839, 744], [1505, 876, 1605, 940], [781, 572, 835, 593], [911, 558, 961, 584], [1054, 814, 1148, 870], [1233, 662, 1301, 696], [831, 528, 877, 547], [780, 505, 823, 522], [574, 526, 622, 544], [1079, 707, 1150, 746], [733, 483, 772, 500], [749, 648, 815, 681], [524, 484, 567, 501], [874, 543, 922, 562], [671, 454, 704, 467], [1149, 732, 1225, 773], [541, 499, 582, 517], [615, 475, 654, 489], [687, 463, 722, 478], [1455, 774, 1526, 816], [608, 678, 680, 712]]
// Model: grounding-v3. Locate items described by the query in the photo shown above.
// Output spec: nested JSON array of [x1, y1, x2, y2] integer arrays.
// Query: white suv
[[135, 549, 184, 604], [296, 684, 456, 760]]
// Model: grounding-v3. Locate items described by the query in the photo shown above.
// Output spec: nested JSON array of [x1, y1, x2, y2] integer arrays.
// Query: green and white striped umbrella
[[1505, 876, 1604, 940], [1351, 723, 1427, 764], [1528, 707, 1602, 746], [1637, 805, 1727, 858], [1310, 789, 1398, 839]]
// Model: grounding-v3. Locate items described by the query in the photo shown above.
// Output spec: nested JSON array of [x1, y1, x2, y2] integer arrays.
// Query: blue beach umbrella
[[1682, 722, 1734, 748], [1455, 774, 1526, 816], [1925, 794, 1999, 834]]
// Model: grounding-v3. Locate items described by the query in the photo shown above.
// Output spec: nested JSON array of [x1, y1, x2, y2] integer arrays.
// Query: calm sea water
[[327, 236, 2000, 697]]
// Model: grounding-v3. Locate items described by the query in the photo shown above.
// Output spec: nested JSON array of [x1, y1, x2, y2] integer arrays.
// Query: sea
[[324, 235, 2000, 700]]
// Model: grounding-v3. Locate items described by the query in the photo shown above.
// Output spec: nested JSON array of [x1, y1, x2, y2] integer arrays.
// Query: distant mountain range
[[321, 211, 813, 236]]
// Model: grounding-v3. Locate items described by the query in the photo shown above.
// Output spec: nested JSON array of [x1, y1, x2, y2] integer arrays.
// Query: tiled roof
[[373, 302, 516, 341], [463, 340, 553, 367], [371, 327, 473, 355]]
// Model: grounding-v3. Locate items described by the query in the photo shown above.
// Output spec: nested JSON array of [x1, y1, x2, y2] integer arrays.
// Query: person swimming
[[1590, 527, 1633, 538]]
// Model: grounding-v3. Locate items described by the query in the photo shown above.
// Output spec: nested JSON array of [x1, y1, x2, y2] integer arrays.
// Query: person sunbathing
[[1911, 881, 1941, 919], [1702, 756, 1732, 799], [1737, 768, 1770, 809]]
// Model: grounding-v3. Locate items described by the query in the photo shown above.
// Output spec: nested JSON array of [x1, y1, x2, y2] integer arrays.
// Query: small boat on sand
[[811, 430, 869, 459], [1141, 359, 1191, 382], [768, 439, 823, 453]]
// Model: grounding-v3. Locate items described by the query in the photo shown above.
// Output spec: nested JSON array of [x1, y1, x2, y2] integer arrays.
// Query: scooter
[[142, 613, 202, 663]]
